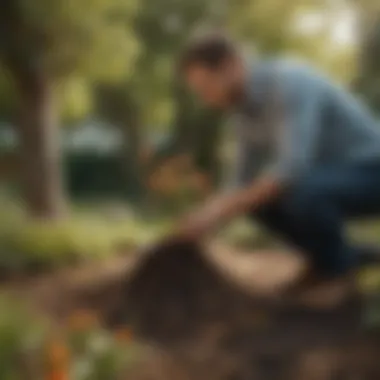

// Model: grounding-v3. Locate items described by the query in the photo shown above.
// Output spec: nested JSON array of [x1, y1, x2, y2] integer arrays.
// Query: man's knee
[[255, 172, 336, 231]]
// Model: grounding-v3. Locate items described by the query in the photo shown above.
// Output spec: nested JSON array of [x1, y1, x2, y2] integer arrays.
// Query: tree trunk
[[15, 70, 66, 219], [353, 7, 380, 113], [120, 114, 146, 203]]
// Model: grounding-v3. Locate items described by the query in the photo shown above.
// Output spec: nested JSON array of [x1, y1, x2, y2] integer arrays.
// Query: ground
[[3, 241, 380, 379]]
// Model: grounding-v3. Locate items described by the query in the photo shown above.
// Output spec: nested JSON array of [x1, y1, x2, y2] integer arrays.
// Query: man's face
[[185, 61, 238, 109]]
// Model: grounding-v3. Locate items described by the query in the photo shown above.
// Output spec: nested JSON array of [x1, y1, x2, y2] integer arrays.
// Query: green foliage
[[0, 197, 170, 274], [227, 0, 318, 52], [355, 12, 380, 113], [67, 321, 141, 380], [0, 297, 142, 379], [0, 0, 139, 80], [0, 297, 47, 378], [227, 0, 356, 83], [0, 0, 140, 124], [0, 65, 17, 120], [122, 0, 226, 130], [59, 77, 93, 124]]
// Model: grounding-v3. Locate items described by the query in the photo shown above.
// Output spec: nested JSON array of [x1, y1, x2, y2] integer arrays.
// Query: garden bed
[[3, 239, 380, 379]]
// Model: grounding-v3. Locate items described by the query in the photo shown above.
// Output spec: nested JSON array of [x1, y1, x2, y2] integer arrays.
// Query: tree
[[94, 0, 227, 202], [95, 83, 146, 202], [353, 0, 380, 113], [133, 0, 227, 186], [0, 0, 139, 218]]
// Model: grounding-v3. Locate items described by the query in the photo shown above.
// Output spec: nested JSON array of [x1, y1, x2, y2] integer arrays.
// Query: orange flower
[[45, 335, 70, 380], [47, 369, 69, 380], [47, 340, 69, 365], [114, 327, 134, 343], [67, 310, 98, 331]]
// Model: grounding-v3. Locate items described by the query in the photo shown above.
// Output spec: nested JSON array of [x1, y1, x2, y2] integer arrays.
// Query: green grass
[[2, 189, 380, 278], [0, 296, 142, 379], [0, 197, 172, 274], [221, 217, 380, 250]]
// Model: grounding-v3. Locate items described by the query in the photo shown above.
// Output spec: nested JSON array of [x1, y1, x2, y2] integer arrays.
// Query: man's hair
[[178, 32, 237, 73]]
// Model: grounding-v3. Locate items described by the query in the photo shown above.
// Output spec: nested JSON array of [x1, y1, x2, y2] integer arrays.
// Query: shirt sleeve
[[265, 70, 323, 184]]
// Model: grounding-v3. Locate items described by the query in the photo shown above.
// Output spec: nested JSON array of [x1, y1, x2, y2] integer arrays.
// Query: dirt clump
[[108, 239, 380, 379]]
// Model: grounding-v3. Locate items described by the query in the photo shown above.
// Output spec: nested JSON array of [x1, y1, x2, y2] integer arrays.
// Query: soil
[[3, 239, 380, 380]]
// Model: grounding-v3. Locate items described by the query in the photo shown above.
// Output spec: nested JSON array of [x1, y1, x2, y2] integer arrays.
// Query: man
[[176, 33, 380, 305]]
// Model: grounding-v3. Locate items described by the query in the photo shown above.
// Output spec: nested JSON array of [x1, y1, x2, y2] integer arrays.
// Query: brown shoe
[[283, 268, 355, 310]]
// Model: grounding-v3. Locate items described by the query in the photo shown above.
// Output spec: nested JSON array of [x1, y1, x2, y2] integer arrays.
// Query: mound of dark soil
[[110, 239, 257, 343], [107, 239, 380, 379]]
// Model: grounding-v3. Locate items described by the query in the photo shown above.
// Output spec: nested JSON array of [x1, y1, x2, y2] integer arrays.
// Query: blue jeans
[[253, 161, 380, 276]]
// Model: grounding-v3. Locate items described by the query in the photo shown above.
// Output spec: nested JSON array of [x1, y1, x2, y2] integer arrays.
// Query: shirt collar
[[232, 56, 276, 116]]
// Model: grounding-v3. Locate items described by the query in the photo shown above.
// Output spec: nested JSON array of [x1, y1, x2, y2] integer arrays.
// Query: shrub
[[0, 199, 171, 275], [0, 297, 48, 378], [0, 297, 142, 380], [63, 311, 141, 380]]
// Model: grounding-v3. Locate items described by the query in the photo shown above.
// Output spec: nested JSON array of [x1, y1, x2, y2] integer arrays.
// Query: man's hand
[[176, 174, 282, 240], [176, 198, 230, 240]]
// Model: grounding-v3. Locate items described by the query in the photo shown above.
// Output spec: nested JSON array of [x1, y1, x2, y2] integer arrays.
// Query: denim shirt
[[230, 58, 380, 187]]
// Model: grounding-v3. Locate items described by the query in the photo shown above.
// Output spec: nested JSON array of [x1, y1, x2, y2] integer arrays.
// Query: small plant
[[0, 298, 143, 380], [57, 310, 141, 380], [0, 296, 48, 379]]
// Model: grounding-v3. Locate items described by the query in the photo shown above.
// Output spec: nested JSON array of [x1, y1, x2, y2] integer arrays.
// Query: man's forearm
[[200, 174, 283, 227], [221, 175, 283, 220], [176, 174, 284, 239]]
